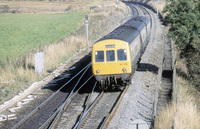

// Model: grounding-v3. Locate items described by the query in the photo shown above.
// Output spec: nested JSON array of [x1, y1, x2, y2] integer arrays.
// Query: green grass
[[0, 12, 85, 61]]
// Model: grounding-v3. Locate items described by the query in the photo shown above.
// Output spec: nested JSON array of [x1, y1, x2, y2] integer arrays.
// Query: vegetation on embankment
[[0, 0, 126, 103], [155, 54, 200, 129], [155, 0, 200, 128], [163, 0, 200, 88], [0, 12, 86, 103]]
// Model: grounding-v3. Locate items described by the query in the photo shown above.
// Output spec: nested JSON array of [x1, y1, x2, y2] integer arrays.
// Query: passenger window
[[106, 50, 115, 62], [95, 51, 104, 62], [117, 49, 127, 61]]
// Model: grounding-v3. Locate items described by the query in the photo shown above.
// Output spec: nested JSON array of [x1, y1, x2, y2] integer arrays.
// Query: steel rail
[[139, 4, 159, 128], [138, 5, 153, 29], [138, 5, 149, 16], [73, 81, 97, 129], [130, 4, 140, 16], [99, 86, 129, 129], [77, 82, 98, 129], [41, 75, 94, 129], [119, 2, 130, 25], [40, 64, 92, 129], [12, 62, 91, 129], [73, 82, 104, 129]]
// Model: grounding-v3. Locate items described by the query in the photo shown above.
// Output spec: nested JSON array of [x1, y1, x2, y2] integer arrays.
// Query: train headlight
[[122, 68, 127, 72], [96, 69, 100, 73]]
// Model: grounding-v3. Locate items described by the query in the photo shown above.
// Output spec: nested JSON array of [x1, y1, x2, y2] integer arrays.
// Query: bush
[[0, 5, 10, 13], [163, 0, 200, 89], [65, 6, 72, 11]]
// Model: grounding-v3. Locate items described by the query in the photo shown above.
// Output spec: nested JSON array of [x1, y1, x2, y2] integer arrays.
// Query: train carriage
[[92, 16, 150, 90]]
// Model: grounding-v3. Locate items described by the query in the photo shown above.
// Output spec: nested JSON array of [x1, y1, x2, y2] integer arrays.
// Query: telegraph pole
[[116, 0, 119, 10], [85, 15, 89, 51], [156, 0, 158, 15]]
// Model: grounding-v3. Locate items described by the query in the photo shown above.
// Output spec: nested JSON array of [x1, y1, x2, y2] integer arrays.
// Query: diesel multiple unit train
[[92, 16, 151, 90]]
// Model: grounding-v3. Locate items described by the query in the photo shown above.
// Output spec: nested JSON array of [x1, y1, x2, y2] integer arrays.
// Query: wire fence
[[171, 38, 178, 129], [152, 36, 177, 129], [151, 29, 165, 129]]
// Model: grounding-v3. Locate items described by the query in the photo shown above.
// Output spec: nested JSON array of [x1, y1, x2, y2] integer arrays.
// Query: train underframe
[[97, 75, 131, 90]]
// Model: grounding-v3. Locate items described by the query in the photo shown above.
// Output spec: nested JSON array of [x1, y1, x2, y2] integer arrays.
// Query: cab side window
[[95, 51, 104, 62], [117, 49, 127, 61]]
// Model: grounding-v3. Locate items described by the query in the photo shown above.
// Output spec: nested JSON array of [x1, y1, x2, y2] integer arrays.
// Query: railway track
[[55, 78, 128, 129], [55, 81, 102, 129], [74, 87, 128, 129], [138, 5, 152, 28], [129, 4, 139, 17], [119, 2, 139, 25], [11, 63, 93, 129]]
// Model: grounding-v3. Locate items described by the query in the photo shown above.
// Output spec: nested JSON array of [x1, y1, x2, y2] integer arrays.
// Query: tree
[[163, 0, 200, 88], [164, 0, 200, 51]]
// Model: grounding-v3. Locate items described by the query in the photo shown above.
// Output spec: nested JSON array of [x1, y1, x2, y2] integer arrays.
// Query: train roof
[[95, 16, 149, 44]]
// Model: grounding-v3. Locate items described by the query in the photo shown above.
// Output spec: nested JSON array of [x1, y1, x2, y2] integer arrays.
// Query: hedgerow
[[163, 0, 200, 88]]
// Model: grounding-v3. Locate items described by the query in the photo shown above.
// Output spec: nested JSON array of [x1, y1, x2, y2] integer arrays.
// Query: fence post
[[156, 0, 158, 15], [171, 38, 177, 129], [116, 0, 119, 10], [35, 52, 44, 75], [85, 15, 89, 51]]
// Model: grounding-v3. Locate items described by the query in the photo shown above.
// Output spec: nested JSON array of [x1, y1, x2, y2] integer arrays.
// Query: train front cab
[[92, 39, 132, 90]]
